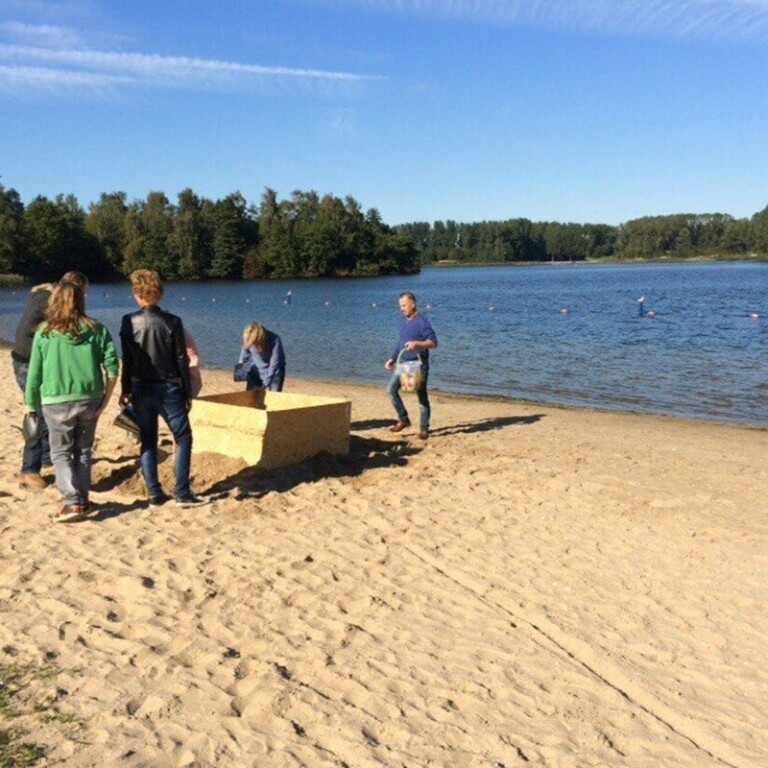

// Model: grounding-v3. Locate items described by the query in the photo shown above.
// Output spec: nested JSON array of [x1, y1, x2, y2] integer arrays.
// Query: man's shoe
[[418, 430, 429, 440], [389, 420, 411, 433], [53, 504, 86, 523], [148, 493, 171, 507], [175, 494, 206, 508], [18, 472, 47, 490]]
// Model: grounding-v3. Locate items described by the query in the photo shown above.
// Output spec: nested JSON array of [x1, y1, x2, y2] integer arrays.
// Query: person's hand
[[119, 394, 131, 407], [405, 341, 419, 351], [384, 358, 394, 370]]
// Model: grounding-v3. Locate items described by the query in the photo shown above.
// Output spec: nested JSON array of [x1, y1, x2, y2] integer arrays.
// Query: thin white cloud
[[0, 21, 81, 47], [318, 0, 768, 40], [0, 41, 381, 95], [0, 63, 131, 92]]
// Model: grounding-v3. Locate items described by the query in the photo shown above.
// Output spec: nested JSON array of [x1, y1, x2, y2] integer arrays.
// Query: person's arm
[[172, 317, 192, 401], [119, 315, 133, 406], [264, 335, 284, 387], [24, 333, 43, 412], [97, 327, 120, 418], [96, 378, 118, 419], [388, 323, 402, 369], [405, 316, 437, 351], [184, 329, 200, 367], [184, 331, 202, 398], [251, 348, 270, 386], [405, 338, 436, 351], [234, 347, 254, 381]]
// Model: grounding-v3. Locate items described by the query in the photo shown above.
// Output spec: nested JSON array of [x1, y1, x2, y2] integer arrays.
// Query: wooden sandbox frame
[[190, 389, 351, 469]]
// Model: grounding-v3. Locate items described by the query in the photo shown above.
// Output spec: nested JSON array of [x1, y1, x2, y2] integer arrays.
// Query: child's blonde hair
[[243, 322, 267, 351]]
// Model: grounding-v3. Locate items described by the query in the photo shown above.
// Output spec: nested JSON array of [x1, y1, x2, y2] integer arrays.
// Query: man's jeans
[[42, 399, 100, 507], [387, 367, 431, 431], [13, 359, 51, 473], [132, 382, 193, 498]]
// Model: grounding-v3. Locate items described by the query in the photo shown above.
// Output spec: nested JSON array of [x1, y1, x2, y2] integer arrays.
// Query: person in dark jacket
[[119, 270, 203, 508], [11, 271, 89, 488]]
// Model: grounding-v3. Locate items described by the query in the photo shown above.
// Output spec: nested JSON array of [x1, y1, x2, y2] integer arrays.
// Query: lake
[[1, 261, 767, 427]]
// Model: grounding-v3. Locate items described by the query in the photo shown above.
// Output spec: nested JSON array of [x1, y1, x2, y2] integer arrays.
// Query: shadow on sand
[[86, 412, 543, 511], [431, 414, 544, 436]]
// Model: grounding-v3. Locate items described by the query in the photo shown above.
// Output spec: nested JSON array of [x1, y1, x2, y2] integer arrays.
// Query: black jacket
[[12, 285, 53, 363], [120, 306, 191, 399]]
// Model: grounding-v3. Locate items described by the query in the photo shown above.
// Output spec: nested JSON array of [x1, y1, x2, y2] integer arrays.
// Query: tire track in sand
[[404, 544, 757, 768]]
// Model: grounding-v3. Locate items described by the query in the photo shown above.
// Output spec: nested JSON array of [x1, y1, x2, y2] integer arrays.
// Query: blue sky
[[1, 0, 767, 226]]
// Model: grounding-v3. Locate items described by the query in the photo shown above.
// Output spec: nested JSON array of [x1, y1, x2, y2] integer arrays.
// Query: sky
[[1, 0, 767, 227]]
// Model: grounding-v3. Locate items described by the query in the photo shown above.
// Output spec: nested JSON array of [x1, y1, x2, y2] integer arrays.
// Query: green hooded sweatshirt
[[25, 320, 119, 410]]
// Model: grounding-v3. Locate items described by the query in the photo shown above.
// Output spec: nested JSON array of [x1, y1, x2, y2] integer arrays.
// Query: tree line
[[2, 179, 767, 282], [0, 184, 419, 282], [396, 207, 768, 265]]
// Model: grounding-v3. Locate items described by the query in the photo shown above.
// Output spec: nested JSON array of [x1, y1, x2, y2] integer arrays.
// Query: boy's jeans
[[132, 381, 193, 498]]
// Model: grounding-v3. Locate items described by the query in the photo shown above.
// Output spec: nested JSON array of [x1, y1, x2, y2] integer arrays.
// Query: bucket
[[396, 348, 423, 393]]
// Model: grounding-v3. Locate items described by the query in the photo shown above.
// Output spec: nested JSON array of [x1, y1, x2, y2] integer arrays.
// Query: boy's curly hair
[[129, 269, 164, 305]]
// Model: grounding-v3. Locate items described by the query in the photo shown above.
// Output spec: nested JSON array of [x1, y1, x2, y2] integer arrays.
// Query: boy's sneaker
[[18, 472, 48, 490], [175, 494, 206, 508], [148, 492, 171, 507]]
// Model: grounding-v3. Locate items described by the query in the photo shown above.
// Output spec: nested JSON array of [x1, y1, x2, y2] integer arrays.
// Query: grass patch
[[0, 728, 47, 767], [0, 647, 61, 767]]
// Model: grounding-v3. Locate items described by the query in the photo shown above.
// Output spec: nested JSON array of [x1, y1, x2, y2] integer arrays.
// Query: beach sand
[[1, 349, 766, 767]]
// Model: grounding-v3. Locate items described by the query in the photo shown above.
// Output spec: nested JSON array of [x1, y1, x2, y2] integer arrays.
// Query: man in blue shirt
[[384, 291, 438, 440]]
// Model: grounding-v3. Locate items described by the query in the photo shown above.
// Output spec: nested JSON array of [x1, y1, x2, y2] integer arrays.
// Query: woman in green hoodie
[[25, 280, 119, 522]]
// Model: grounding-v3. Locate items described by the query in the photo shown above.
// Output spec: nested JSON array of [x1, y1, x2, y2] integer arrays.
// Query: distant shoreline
[[427, 253, 768, 268], [3, 254, 767, 287]]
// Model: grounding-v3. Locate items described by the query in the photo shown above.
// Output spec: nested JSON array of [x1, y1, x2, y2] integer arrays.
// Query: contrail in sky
[[319, 0, 768, 40], [0, 30, 381, 96], [0, 43, 375, 83]]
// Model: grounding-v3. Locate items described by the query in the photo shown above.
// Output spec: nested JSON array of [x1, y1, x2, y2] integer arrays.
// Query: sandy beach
[[1, 348, 767, 768]]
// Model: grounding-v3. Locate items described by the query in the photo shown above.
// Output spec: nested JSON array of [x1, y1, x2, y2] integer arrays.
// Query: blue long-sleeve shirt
[[237, 330, 285, 388], [391, 312, 437, 368]]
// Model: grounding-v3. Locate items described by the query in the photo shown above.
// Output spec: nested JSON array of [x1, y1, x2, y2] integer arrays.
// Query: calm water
[[2, 262, 767, 427]]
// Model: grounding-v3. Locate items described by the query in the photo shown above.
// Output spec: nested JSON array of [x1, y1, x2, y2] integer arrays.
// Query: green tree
[[206, 192, 253, 279], [721, 218, 749, 254], [0, 183, 25, 274], [23, 194, 104, 280], [247, 187, 295, 278], [122, 192, 175, 277], [86, 191, 128, 275], [750, 205, 768, 254], [170, 188, 211, 280]]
